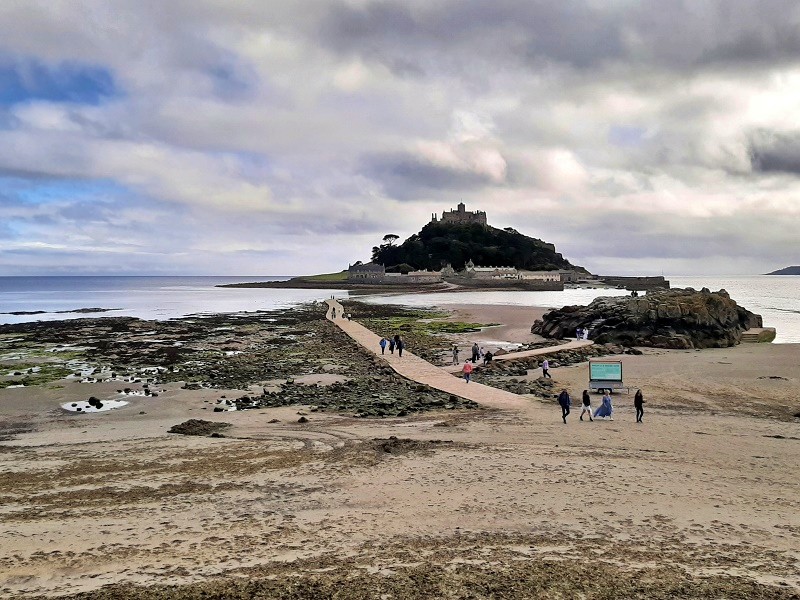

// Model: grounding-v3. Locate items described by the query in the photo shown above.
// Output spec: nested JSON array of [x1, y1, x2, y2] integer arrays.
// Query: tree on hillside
[[371, 233, 403, 265]]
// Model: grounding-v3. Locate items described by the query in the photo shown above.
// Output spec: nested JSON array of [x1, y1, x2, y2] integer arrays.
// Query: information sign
[[589, 361, 622, 381]]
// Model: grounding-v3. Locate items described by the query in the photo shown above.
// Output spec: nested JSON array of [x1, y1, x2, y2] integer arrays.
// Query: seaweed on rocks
[[371, 436, 453, 455], [346, 300, 494, 363], [245, 356, 478, 417], [1, 302, 481, 417]]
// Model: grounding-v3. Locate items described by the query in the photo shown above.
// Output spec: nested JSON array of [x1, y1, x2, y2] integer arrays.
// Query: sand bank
[[0, 302, 798, 598]]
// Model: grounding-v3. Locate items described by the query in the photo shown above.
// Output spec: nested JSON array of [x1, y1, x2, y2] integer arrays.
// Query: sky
[[1, 1, 799, 277]]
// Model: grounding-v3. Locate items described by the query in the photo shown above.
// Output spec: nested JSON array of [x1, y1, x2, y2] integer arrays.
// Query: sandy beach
[[0, 302, 798, 599]]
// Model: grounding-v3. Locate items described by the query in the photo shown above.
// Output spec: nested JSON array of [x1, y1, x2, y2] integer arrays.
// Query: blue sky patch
[[0, 55, 119, 105], [2, 177, 128, 206], [608, 125, 647, 147]]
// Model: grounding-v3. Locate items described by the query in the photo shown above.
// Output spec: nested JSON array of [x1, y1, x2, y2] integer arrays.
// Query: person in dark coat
[[580, 389, 593, 421], [395, 335, 404, 357], [483, 350, 493, 365], [634, 389, 645, 423], [558, 389, 571, 424], [389, 338, 395, 354], [471, 342, 480, 363]]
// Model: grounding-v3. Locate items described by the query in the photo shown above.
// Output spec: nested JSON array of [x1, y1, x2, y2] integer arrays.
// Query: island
[[221, 203, 670, 292], [765, 266, 800, 275]]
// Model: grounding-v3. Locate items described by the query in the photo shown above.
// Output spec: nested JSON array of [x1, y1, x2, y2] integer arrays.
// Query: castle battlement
[[431, 202, 487, 226]]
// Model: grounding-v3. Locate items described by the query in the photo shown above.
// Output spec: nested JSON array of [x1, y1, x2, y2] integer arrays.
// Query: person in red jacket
[[462, 360, 473, 383]]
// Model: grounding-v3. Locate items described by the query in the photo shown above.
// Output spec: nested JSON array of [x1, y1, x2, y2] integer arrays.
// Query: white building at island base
[[517, 270, 562, 282]]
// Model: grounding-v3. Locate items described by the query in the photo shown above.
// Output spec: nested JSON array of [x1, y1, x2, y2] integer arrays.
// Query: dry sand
[[0, 304, 798, 598]]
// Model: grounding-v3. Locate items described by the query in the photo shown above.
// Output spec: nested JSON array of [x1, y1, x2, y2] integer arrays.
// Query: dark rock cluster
[[370, 436, 453, 455], [227, 367, 478, 418], [532, 288, 762, 349], [168, 419, 231, 436]]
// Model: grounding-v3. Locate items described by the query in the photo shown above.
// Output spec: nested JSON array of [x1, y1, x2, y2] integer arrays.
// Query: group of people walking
[[453, 342, 494, 384], [329, 305, 351, 321], [379, 335, 405, 357], [558, 388, 645, 424], [452, 343, 493, 367]]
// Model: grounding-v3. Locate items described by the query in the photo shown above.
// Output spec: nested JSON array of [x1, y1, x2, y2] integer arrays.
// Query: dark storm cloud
[[318, 0, 626, 72], [0, 166, 76, 180], [361, 152, 497, 199], [544, 208, 799, 272], [318, 0, 800, 74], [748, 132, 800, 175]]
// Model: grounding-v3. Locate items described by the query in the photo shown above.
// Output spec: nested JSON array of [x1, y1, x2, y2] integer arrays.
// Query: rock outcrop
[[531, 288, 763, 349]]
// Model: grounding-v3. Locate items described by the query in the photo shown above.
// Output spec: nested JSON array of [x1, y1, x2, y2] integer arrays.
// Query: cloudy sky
[[1, 0, 798, 276]]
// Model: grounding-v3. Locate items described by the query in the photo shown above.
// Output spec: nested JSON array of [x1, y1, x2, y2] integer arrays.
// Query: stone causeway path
[[325, 299, 593, 412]]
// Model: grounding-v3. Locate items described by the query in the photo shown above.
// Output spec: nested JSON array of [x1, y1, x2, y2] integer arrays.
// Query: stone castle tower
[[431, 202, 487, 226]]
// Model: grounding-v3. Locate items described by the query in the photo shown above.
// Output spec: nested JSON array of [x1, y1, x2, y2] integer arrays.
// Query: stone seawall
[[447, 278, 564, 291], [598, 276, 670, 290]]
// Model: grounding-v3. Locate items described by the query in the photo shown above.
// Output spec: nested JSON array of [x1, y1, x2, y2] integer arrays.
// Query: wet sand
[[0, 304, 798, 598]]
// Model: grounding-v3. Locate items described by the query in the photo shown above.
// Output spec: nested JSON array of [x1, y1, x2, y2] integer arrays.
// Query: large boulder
[[531, 288, 762, 349]]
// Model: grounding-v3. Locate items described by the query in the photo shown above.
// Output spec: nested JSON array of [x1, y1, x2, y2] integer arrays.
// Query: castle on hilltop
[[431, 202, 487, 226]]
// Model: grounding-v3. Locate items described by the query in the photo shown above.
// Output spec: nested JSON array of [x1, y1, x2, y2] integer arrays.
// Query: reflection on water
[[0, 276, 345, 325], [359, 288, 631, 309]]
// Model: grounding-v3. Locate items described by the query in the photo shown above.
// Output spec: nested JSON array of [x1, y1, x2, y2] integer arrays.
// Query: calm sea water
[[366, 276, 800, 344], [0, 276, 346, 325], [0, 275, 797, 343]]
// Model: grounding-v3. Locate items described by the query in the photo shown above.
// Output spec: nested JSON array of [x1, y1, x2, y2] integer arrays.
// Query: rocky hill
[[532, 287, 763, 349], [371, 221, 586, 272], [765, 266, 800, 275]]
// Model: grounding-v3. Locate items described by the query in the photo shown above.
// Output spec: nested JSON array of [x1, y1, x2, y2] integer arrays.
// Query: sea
[[0, 275, 798, 343]]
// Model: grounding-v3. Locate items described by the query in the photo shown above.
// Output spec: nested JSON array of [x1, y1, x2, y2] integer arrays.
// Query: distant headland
[[765, 266, 800, 275]]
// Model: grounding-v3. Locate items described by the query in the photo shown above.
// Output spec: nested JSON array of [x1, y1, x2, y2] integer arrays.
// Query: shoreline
[[0, 300, 798, 597]]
